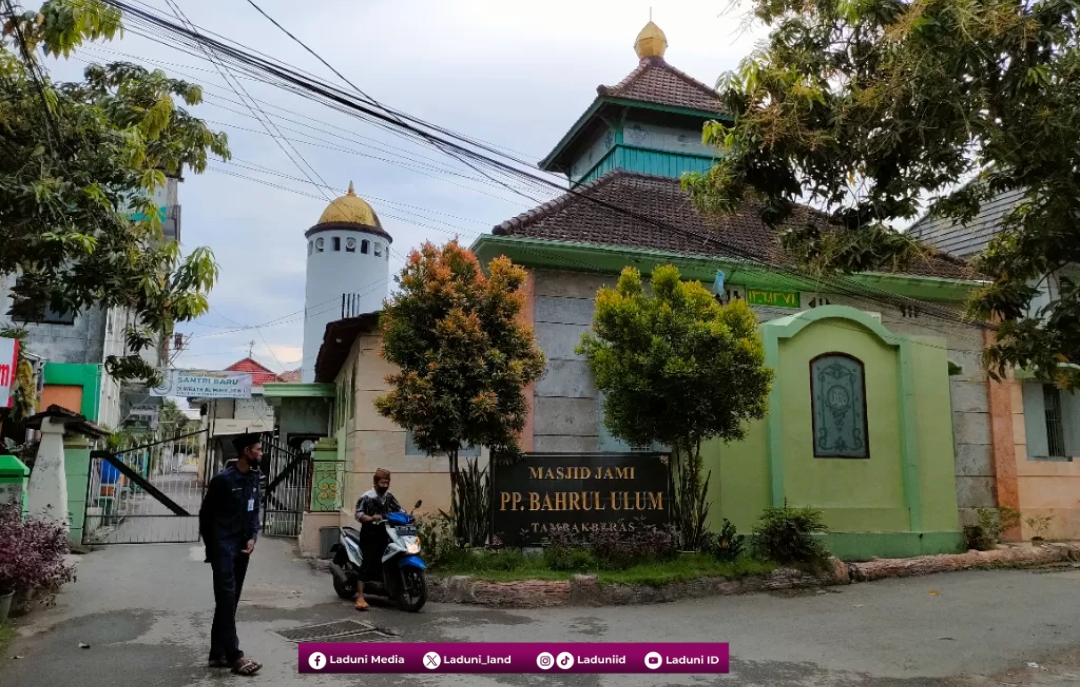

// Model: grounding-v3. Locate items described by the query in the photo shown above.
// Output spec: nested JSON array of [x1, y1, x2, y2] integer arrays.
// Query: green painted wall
[[700, 306, 963, 560], [705, 419, 769, 534], [778, 318, 907, 531], [43, 362, 101, 421], [65, 438, 91, 545], [910, 335, 961, 532]]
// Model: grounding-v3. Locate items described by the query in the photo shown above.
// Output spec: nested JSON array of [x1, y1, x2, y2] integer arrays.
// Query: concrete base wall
[[299, 511, 340, 557]]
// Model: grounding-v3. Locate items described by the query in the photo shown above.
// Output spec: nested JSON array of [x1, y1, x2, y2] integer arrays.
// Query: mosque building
[[300, 23, 1076, 556]]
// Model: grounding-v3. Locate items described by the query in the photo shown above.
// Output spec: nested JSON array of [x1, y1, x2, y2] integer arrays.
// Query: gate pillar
[[26, 417, 69, 531], [300, 437, 342, 557]]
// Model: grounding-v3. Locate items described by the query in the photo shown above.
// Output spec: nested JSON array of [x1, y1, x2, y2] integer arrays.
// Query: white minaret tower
[[301, 181, 392, 382]]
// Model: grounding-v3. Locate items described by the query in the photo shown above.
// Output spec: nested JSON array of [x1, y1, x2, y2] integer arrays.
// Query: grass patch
[[433, 550, 776, 586]]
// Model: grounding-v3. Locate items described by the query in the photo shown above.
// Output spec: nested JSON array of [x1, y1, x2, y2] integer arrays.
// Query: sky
[[46, 0, 769, 375]]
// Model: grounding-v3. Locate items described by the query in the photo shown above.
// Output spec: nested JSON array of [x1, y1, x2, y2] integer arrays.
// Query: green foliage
[[577, 264, 773, 550], [1024, 514, 1054, 540], [706, 519, 745, 563], [435, 548, 774, 586], [684, 0, 1080, 388], [156, 399, 194, 439], [970, 506, 1021, 549], [375, 240, 545, 546], [0, 1, 227, 383], [455, 458, 490, 549], [751, 504, 830, 571], [415, 513, 456, 567]]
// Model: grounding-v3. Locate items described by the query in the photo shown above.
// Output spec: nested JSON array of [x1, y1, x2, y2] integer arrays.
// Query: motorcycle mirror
[[414, 499, 423, 510]]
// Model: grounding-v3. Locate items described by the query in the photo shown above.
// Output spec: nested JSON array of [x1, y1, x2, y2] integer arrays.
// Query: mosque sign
[[150, 369, 253, 399], [491, 453, 672, 546]]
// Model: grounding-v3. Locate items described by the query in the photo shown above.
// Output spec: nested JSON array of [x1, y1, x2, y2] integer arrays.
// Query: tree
[[1, 0, 227, 383], [157, 398, 193, 439], [577, 265, 773, 550], [684, 0, 1080, 388], [375, 240, 546, 547]]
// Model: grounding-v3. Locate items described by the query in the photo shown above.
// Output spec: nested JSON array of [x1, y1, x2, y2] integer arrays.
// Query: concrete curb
[[426, 543, 1080, 608]]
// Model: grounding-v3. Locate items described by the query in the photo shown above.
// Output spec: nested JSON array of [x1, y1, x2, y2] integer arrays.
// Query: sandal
[[232, 657, 262, 676]]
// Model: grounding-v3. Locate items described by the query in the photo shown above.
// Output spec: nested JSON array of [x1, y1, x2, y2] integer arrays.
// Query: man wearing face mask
[[199, 433, 263, 676], [353, 468, 402, 611]]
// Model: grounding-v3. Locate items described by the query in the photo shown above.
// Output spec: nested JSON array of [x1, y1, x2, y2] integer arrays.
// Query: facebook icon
[[308, 652, 327, 670]]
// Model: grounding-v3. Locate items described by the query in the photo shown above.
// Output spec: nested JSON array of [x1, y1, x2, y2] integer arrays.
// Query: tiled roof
[[907, 189, 1024, 259], [277, 368, 302, 383], [492, 170, 980, 281], [597, 56, 726, 114], [225, 357, 280, 387]]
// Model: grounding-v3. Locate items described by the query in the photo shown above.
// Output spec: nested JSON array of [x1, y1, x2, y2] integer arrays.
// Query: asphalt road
[[2, 538, 1079, 687]]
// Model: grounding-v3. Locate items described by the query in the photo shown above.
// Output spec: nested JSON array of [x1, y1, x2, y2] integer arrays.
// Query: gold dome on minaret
[[634, 21, 668, 59], [317, 181, 381, 227]]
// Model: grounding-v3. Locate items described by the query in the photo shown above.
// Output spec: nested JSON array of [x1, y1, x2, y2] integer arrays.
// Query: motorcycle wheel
[[397, 568, 427, 613], [332, 549, 358, 600]]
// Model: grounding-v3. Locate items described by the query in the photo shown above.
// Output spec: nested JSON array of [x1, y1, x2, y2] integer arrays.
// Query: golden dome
[[317, 181, 380, 227], [634, 21, 668, 59]]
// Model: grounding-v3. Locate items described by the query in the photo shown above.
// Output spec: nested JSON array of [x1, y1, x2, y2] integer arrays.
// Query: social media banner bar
[[299, 642, 729, 674]]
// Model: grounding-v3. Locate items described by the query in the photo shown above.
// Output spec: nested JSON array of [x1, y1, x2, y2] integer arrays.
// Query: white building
[[301, 182, 392, 382], [0, 176, 183, 429]]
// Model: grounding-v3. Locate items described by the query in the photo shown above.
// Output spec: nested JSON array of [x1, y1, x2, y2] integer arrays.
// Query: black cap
[[232, 433, 261, 454]]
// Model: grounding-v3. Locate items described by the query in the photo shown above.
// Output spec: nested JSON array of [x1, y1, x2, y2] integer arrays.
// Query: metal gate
[[83, 429, 209, 545], [203, 432, 312, 538], [260, 436, 311, 537]]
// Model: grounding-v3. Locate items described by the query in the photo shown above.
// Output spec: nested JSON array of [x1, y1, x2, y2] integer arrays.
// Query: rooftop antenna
[[248, 340, 255, 358]]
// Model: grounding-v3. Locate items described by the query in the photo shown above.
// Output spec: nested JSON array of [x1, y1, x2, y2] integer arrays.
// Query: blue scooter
[[328, 500, 427, 612]]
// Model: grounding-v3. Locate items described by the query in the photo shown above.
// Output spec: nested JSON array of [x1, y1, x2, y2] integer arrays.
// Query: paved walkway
[[2, 540, 1079, 686]]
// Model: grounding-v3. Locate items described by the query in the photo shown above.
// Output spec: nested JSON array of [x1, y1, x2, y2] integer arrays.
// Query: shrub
[[963, 524, 995, 551], [590, 522, 675, 568], [968, 506, 1022, 549], [706, 519, 745, 563], [416, 513, 456, 567], [751, 504, 830, 570], [0, 505, 76, 608]]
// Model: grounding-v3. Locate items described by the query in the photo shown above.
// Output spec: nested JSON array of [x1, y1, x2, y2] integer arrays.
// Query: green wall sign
[[746, 289, 800, 309]]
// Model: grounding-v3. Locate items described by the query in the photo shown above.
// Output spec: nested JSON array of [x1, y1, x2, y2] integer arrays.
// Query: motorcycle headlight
[[406, 542, 420, 555]]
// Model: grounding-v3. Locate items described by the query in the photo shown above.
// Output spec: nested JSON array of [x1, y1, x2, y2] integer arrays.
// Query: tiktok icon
[[308, 652, 327, 670]]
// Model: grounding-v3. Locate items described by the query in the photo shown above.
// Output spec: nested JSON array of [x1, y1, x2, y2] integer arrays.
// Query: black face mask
[[375, 486, 388, 496]]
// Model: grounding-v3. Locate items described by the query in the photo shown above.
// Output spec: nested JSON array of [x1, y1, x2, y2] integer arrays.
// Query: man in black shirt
[[199, 433, 262, 676], [353, 468, 402, 610]]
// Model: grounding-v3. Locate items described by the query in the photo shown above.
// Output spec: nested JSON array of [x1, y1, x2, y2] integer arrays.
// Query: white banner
[[0, 337, 19, 408], [151, 369, 253, 399]]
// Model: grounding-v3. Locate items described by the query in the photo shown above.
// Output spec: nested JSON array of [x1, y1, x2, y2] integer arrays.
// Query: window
[[345, 237, 356, 253], [361, 239, 369, 254], [810, 353, 869, 458], [332, 236, 341, 252], [315, 238, 324, 252], [9, 278, 75, 325], [1022, 382, 1076, 461], [374, 242, 382, 257], [1043, 384, 1067, 457], [307, 241, 313, 255]]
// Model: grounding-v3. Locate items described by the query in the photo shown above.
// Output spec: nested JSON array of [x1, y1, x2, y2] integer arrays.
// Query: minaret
[[301, 182, 392, 382]]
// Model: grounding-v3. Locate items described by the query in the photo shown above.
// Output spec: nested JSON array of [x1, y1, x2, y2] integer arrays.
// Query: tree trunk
[[447, 448, 461, 542]]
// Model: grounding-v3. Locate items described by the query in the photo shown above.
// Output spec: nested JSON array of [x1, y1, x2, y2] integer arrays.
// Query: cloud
[[52, 0, 767, 372]]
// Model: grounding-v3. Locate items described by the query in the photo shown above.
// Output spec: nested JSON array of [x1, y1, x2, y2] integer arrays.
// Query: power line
[[99, 0, 994, 336]]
